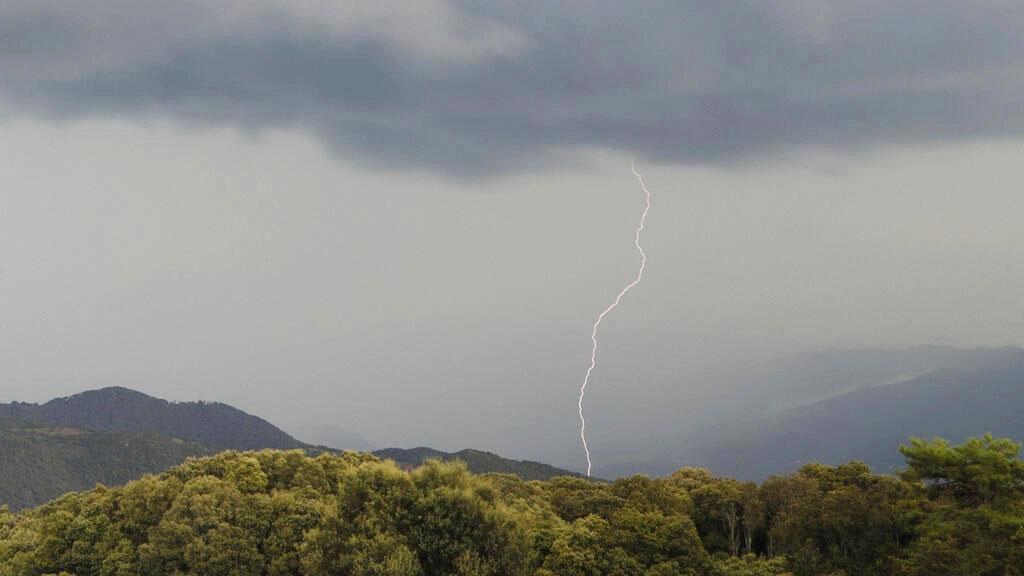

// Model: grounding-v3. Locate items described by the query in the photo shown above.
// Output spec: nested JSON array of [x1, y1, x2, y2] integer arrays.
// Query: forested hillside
[[0, 389, 578, 510], [1, 436, 1021, 576], [0, 388, 578, 480], [0, 419, 208, 511], [0, 425, 576, 511], [0, 387, 305, 451]]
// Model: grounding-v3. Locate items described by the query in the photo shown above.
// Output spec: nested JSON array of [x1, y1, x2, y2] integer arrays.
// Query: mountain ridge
[[376, 447, 584, 480], [593, 346, 1024, 478], [682, 361, 1024, 479], [0, 387, 579, 509], [0, 386, 305, 451]]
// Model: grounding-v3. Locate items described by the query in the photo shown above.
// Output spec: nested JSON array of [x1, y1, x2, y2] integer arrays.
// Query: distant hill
[[685, 345, 1024, 422], [0, 387, 577, 479], [0, 387, 579, 510], [375, 447, 581, 480], [0, 418, 208, 510], [0, 387, 310, 510], [686, 362, 1024, 479], [0, 387, 305, 451]]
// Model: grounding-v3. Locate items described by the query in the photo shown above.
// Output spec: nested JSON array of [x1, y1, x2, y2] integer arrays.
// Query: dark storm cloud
[[3, 0, 1023, 173]]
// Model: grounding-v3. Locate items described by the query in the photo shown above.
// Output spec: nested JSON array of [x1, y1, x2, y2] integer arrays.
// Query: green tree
[[900, 434, 1024, 505], [1, 438, 1022, 576], [407, 461, 534, 576], [711, 553, 792, 576], [544, 477, 625, 522], [540, 515, 643, 576], [899, 435, 1024, 576]]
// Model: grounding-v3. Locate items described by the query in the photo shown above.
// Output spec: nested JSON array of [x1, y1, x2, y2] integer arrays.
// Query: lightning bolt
[[577, 160, 651, 477]]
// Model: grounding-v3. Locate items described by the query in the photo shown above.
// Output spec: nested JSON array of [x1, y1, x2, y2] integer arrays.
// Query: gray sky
[[2, 1, 1023, 470]]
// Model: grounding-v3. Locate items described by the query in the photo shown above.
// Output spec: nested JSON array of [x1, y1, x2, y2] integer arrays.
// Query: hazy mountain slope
[[593, 346, 1024, 478], [0, 387, 305, 451], [375, 447, 581, 480], [686, 362, 1024, 480], [0, 418, 208, 510], [285, 423, 375, 452], [694, 345, 1024, 420]]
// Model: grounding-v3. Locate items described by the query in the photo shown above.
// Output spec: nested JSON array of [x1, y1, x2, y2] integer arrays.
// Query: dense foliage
[[1, 435, 1022, 576]]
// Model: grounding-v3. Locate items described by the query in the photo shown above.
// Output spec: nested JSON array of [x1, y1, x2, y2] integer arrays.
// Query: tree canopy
[[1, 435, 1022, 575]]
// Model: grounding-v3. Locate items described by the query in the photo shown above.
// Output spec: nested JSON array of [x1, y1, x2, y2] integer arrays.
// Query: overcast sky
[[2, 1, 1023, 469]]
